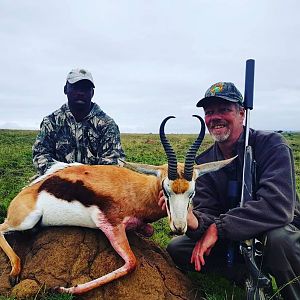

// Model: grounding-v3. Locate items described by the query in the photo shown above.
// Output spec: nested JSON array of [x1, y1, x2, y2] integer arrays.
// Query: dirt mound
[[0, 227, 199, 299]]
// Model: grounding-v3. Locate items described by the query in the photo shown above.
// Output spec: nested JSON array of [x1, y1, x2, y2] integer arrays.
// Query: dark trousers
[[167, 224, 300, 300]]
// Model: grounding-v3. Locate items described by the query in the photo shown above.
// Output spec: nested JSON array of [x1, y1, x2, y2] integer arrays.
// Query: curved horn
[[159, 116, 178, 180], [184, 115, 206, 181]]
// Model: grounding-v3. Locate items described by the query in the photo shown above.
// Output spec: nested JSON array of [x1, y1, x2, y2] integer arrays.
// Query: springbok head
[[122, 115, 236, 235]]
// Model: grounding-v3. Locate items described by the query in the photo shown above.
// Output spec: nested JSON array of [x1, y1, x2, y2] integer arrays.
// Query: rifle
[[240, 59, 275, 299]]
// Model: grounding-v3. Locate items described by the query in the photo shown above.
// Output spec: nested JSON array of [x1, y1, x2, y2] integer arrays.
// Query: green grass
[[0, 129, 299, 299], [0, 130, 37, 221], [283, 132, 300, 192], [188, 272, 245, 300]]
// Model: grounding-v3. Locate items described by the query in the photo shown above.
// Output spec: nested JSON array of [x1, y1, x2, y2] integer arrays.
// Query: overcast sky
[[0, 1, 299, 133]]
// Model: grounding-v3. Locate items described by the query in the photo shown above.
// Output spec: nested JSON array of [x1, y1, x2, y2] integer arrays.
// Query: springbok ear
[[120, 159, 163, 177], [194, 155, 237, 178]]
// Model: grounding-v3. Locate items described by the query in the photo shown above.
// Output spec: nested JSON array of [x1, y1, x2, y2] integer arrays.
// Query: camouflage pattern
[[33, 103, 125, 175]]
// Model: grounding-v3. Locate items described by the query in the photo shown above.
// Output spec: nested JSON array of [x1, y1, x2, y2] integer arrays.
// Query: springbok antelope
[[0, 115, 235, 295]]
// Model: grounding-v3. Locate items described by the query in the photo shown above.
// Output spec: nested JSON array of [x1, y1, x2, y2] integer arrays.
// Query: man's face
[[203, 99, 245, 143], [64, 80, 94, 110]]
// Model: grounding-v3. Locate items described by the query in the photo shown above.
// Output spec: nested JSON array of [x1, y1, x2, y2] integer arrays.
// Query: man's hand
[[191, 223, 218, 271], [158, 190, 168, 216], [186, 206, 199, 230]]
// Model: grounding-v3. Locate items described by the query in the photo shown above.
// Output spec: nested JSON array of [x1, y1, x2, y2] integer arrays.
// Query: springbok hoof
[[138, 224, 154, 237], [9, 275, 19, 286], [51, 286, 63, 293], [51, 286, 74, 294]]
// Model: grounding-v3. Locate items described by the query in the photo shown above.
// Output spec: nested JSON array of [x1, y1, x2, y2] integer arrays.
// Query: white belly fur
[[36, 191, 99, 228]]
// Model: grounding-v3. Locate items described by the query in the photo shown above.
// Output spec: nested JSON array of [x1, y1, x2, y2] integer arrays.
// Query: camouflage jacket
[[32, 103, 125, 175]]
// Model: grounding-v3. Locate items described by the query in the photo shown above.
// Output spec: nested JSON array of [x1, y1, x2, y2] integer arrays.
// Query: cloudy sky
[[0, 1, 299, 133]]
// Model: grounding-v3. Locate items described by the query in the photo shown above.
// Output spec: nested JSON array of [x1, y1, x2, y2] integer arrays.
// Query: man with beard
[[33, 68, 125, 175], [159, 82, 300, 299]]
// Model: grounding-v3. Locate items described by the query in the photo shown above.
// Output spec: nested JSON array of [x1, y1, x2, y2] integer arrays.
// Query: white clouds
[[0, 0, 299, 133]]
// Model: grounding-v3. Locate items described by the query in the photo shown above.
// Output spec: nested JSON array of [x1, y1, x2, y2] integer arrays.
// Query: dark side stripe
[[38, 175, 113, 213]]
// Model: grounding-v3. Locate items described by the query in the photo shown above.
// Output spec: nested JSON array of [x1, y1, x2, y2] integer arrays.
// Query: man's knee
[[166, 236, 186, 259], [265, 226, 294, 251], [264, 225, 299, 268], [166, 238, 176, 258], [166, 235, 195, 269]]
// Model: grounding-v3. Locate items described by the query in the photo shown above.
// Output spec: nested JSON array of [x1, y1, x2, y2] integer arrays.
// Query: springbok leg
[[0, 222, 21, 285], [56, 223, 137, 294]]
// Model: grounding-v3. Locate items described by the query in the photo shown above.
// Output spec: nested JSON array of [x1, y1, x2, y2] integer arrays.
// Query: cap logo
[[79, 69, 87, 75], [210, 83, 224, 94]]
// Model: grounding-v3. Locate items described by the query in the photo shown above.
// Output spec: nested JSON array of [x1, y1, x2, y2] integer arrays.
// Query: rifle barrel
[[241, 59, 255, 206]]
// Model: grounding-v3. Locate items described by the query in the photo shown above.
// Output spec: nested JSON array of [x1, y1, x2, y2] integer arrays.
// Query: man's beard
[[210, 128, 231, 143]]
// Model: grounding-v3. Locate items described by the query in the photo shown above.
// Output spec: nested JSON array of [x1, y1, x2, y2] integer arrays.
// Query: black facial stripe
[[161, 180, 171, 211], [162, 185, 168, 197], [162, 179, 170, 197]]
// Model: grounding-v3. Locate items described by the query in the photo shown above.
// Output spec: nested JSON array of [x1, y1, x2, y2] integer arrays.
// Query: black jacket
[[186, 128, 300, 241]]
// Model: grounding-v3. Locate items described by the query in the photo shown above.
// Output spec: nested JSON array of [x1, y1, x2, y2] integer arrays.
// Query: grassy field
[[0, 129, 299, 299]]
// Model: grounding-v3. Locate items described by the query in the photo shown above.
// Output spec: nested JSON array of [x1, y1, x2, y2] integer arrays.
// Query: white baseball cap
[[66, 68, 95, 87]]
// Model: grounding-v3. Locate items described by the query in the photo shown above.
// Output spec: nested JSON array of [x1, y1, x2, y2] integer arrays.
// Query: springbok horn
[[159, 116, 178, 180], [184, 115, 206, 181]]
